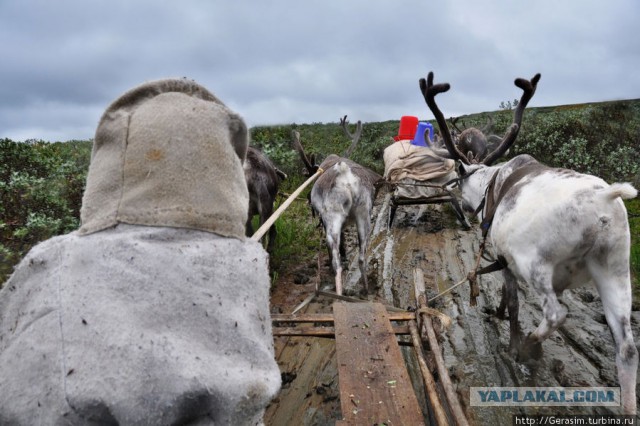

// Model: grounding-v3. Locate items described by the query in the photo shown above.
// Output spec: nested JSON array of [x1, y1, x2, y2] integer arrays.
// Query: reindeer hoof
[[507, 333, 522, 357], [508, 342, 519, 358], [481, 305, 494, 315], [517, 336, 543, 361]]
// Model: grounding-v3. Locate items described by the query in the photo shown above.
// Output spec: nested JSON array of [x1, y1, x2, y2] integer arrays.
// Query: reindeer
[[430, 115, 503, 163], [292, 120, 382, 296], [422, 71, 638, 414], [244, 146, 287, 252], [449, 116, 507, 163]]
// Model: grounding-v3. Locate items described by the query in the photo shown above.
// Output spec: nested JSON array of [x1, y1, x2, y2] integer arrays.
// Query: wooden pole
[[414, 268, 469, 426], [408, 320, 449, 426], [272, 324, 411, 337], [251, 168, 323, 242], [272, 311, 418, 323]]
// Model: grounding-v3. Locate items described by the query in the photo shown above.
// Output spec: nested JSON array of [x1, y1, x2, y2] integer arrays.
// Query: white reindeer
[[293, 125, 382, 296], [421, 71, 638, 414]]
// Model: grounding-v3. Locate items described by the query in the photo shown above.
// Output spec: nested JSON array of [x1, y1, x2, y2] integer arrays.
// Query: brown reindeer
[[449, 116, 505, 163], [244, 146, 286, 252]]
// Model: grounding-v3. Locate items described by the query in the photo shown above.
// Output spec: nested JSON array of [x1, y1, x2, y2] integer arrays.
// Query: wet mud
[[266, 190, 640, 425]]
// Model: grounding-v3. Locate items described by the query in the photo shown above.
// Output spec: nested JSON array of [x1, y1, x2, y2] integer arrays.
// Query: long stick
[[272, 324, 411, 337], [414, 268, 469, 426], [272, 311, 418, 323], [251, 168, 323, 242], [290, 292, 317, 315], [408, 320, 449, 426]]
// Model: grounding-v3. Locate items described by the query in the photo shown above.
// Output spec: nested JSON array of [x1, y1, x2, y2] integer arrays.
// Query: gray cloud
[[1, 0, 639, 142]]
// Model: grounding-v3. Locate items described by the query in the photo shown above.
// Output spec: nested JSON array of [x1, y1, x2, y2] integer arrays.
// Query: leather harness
[[471, 163, 543, 275]]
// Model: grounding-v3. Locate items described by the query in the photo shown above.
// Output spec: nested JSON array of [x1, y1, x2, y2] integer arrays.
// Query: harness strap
[[479, 170, 500, 237], [479, 164, 541, 238], [475, 257, 507, 275], [471, 197, 485, 219]]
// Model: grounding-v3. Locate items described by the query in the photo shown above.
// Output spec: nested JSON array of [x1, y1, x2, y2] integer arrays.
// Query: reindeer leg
[[263, 205, 276, 253], [498, 269, 522, 356], [246, 215, 254, 237], [590, 262, 638, 415], [339, 230, 346, 263], [335, 269, 343, 297], [355, 213, 371, 296], [325, 217, 345, 296], [496, 283, 507, 320], [519, 268, 565, 361]]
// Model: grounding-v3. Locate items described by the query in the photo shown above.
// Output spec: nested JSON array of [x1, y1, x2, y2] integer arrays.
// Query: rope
[[429, 276, 469, 302], [416, 307, 452, 328], [430, 241, 486, 304]]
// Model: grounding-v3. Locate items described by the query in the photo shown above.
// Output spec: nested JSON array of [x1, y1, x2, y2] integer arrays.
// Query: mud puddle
[[266, 191, 640, 425]]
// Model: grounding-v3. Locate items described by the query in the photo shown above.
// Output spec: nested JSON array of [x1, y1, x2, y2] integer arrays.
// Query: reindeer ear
[[458, 162, 469, 177], [227, 112, 249, 163], [466, 151, 475, 163]]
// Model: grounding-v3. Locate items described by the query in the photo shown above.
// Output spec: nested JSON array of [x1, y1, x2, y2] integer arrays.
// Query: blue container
[[411, 122, 434, 147]]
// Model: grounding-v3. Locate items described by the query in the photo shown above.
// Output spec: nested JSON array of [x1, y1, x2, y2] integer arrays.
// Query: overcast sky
[[1, 0, 639, 142]]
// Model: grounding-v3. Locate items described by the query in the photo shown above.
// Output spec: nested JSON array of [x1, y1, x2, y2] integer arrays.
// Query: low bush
[[0, 139, 91, 282], [2, 100, 639, 290]]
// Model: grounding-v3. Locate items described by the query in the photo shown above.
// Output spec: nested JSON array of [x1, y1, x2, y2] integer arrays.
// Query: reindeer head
[[420, 72, 540, 167], [447, 116, 500, 163], [292, 115, 365, 177]]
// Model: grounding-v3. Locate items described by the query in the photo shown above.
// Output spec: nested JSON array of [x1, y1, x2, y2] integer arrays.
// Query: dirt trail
[[265, 191, 640, 425]]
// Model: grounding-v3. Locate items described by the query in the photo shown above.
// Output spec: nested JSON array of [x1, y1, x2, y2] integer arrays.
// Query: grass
[[626, 198, 640, 295], [258, 175, 323, 282]]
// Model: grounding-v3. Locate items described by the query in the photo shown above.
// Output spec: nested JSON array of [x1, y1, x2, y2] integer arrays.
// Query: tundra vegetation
[[1, 100, 639, 296]]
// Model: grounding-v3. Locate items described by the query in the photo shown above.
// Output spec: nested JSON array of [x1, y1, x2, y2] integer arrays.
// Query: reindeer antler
[[291, 130, 318, 176], [480, 115, 494, 135], [421, 72, 541, 166], [339, 115, 363, 159], [420, 72, 470, 165], [449, 116, 465, 135], [482, 73, 541, 165]]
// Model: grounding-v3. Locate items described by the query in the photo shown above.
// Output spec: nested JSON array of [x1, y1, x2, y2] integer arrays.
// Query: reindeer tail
[[604, 183, 638, 200], [335, 161, 350, 174]]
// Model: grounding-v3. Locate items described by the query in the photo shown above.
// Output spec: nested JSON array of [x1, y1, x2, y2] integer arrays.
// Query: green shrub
[[512, 102, 640, 181], [0, 139, 91, 283], [626, 199, 640, 292], [2, 100, 640, 291]]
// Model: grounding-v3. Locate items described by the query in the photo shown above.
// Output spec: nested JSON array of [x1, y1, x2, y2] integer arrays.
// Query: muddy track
[[266, 191, 640, 425]]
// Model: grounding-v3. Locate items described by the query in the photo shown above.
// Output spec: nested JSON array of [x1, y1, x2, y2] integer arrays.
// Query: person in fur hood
[[0, 78, 281, 425]]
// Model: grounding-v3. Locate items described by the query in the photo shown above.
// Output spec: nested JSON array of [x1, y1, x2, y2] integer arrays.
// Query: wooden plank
[[273, 326, 335, 337], [333, 302, 425, 425], [271, 311, 416, 323], [272, 324, 411, 337], [316, 290, 408, 312]]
